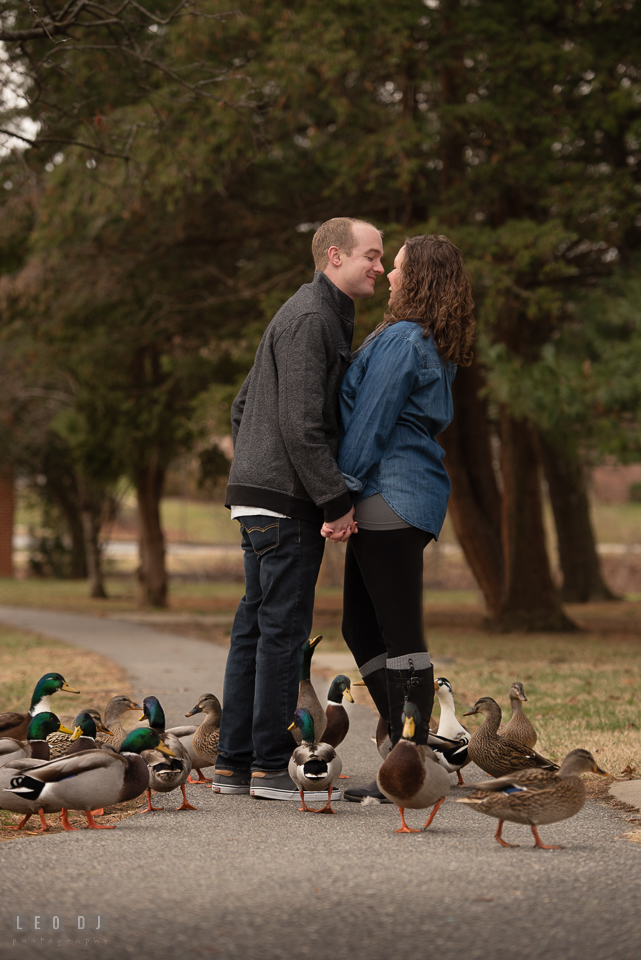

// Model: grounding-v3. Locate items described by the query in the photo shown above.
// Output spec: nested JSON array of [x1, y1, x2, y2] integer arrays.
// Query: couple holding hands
[[212, 218, 475, 802]]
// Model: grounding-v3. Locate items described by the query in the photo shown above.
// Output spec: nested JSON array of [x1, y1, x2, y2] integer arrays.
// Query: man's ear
[[327, 245, 342, 268]]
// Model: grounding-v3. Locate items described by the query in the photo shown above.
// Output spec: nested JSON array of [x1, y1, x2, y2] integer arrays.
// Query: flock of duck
[[0, 638, 607, 849]]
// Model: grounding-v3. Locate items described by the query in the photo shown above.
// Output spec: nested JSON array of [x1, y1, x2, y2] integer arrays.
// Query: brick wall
[[0, 468, 15, 578]]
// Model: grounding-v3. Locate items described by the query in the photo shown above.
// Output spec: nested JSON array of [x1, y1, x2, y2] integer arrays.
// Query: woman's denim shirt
[[338, 320, 456, 537]]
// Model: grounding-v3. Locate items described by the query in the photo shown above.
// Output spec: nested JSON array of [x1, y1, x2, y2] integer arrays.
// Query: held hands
[[321, 508, 357, 543]]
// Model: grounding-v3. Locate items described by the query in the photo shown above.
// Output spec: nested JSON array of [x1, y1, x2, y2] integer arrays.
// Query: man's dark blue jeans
[[216, 516, 326, 772]]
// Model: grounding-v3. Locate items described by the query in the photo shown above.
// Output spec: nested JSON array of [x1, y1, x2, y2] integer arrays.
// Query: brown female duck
[[95, 695, 143, 750], [456, 748, 607, 849], [463, 697, 557, 778], [500, 682, 538, 748], [180, 693, 222, 783]]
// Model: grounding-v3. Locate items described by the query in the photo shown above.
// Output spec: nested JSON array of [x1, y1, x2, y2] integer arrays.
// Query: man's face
[[332, 224, 385, 299]]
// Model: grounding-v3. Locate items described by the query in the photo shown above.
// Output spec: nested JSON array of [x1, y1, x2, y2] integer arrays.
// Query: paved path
[[0, 605, 639, 960]]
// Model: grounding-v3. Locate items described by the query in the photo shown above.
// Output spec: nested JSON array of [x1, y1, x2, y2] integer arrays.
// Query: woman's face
[[387, 245, 405, 302]]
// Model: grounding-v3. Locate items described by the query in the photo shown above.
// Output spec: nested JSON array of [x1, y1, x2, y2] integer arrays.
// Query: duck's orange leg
[[531, 825, 562, 850], [188, 768, 213, 784], [313, 785, 337, 814], [143, 789, 163, 812], [84, 810, 115, 830], [298, 789, 314, 812], [495, 821, 519, 847], [4, 813, 32, 830], [61, 809, 78, 832], [175, 784, 198, 811], [456, 771, 466, 786], [395, 808, 420, 833], [422, 796, 446, 830]]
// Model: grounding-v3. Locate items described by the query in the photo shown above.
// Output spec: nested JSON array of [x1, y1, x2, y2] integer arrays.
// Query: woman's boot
[[386, 657, 435, 747], [343, 665, 392, 803]]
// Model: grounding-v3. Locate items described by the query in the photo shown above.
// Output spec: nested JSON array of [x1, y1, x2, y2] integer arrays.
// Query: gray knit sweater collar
[[313, 270, 356, 326]]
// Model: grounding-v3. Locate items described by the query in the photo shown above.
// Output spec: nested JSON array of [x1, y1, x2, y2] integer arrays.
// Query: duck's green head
[[71, 711, 98, 741], [119, 728, 175, 756], [328, 675, 354, 704], [30, 673, 80, 710], [299, 635, 322, 681], [288, 707, 315, 742], [26, 712, 73, 741], [141, 696, 165, 730], [401, 702, 422, 741]]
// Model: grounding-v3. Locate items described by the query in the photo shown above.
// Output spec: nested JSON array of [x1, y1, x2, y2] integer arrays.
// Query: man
[[212, 217, 384, 800]]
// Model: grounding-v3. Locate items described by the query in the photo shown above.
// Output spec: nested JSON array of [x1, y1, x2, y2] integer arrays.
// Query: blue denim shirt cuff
[[342, 473, 363, 493]]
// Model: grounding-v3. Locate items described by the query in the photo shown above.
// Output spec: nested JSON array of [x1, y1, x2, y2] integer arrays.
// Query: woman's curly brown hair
[[382, 234, 475, 366]]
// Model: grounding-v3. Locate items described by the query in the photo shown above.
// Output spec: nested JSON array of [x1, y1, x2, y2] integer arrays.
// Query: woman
[[324, 234, 475, 802]]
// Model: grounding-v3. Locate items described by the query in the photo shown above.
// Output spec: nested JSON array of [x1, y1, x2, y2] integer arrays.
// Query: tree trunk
[[136, 456, 167, 608], [80, 505, 107, 599], [539, 434, 619, 603], [495, 409, 577, 632], [440, 360, 504, 618]]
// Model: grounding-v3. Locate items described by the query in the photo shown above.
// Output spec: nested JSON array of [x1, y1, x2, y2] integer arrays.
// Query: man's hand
[[321, 508, 357, 543]]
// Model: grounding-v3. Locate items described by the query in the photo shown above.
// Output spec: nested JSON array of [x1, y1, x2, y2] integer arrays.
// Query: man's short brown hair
[[311, 217, 381, 270]]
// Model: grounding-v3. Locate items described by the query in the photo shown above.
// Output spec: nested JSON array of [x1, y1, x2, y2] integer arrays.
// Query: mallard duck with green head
[[463, 697, 558, 778], [3, 728, 173, 831], [288, 708, 342, 814], [456, 748, 607, 849], [48, 708, 112, 758], [0, 673, 80, 741], [141, 696, 196, 811], [0, 712, 73, 768], [499, 682, 538, 748], [323, 676, 354, 749], [66, 711, 113, 755], [293, 636, 326, 745], [377, 702, 451, 833]]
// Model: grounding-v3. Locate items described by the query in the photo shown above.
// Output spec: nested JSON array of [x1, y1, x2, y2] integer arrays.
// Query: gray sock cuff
[[386, 652, 432, 671], [359, 653, 388, 678]]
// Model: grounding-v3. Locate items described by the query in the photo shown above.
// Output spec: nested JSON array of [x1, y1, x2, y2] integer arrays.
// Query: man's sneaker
[[211, 768, 251, 795], [250, 770, 341, 802], [342, 779, 392, 803]]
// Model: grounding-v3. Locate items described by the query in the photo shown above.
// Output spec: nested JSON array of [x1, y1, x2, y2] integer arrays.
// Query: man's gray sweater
[[225, 271, 355, 524]]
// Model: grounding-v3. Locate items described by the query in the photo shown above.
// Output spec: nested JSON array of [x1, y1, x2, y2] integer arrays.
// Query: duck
[[431, 677, 471, 786], [0, 712, 73, 766], [140, 696, 196, 812], [463, 698, 558, 778], [65, 712, 113, 755], [95, 695, 143, 750], [322, 676, 354, 749], [293, 636, 326, 745], [175, 693, 222, 784], [2, 728, 174, 832], [0, 673, 80, 741], [47, 708, 111, 758], [288, 707, 342, 814], [456, 748, 607, 849], [499, 682, 538, 748], [377, 702, 451, 833]]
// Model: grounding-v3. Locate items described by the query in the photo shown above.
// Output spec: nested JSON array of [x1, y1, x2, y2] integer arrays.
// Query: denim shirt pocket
[[241, 519, 280, 556]]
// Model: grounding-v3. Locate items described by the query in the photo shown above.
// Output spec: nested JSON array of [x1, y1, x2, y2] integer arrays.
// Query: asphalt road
[[0, 605, 639, 960]]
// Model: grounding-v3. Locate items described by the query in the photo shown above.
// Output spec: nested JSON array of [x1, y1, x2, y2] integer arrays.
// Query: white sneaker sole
[[211, 783, 251, 795], [250, 785, 342, 801]]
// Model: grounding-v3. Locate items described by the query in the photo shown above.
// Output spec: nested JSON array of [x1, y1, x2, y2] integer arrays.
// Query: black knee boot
[[386, 661, 435, 746], [343, 667, 392, 803]]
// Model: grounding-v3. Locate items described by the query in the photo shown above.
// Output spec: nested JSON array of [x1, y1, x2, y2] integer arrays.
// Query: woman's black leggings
[[341, 526, 433, 669]]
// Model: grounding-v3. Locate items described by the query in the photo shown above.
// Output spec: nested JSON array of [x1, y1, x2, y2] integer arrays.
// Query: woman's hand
[[321, 509, 358, 543]]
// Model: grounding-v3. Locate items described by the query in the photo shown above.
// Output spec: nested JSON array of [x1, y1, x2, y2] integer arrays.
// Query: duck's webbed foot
[[395, 808, 421, 833], [531, 825, 562, 850], [84, 810, 115, 830], [61, 809, 78, 832], [4, 813, 32, 831], [143, 789, 163, 812], [175, 784, 198, 811], [313, 786, 337, 814]]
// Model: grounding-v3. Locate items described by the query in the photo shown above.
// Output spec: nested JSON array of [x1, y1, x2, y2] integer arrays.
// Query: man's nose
[[374, 259, 385, 275]]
